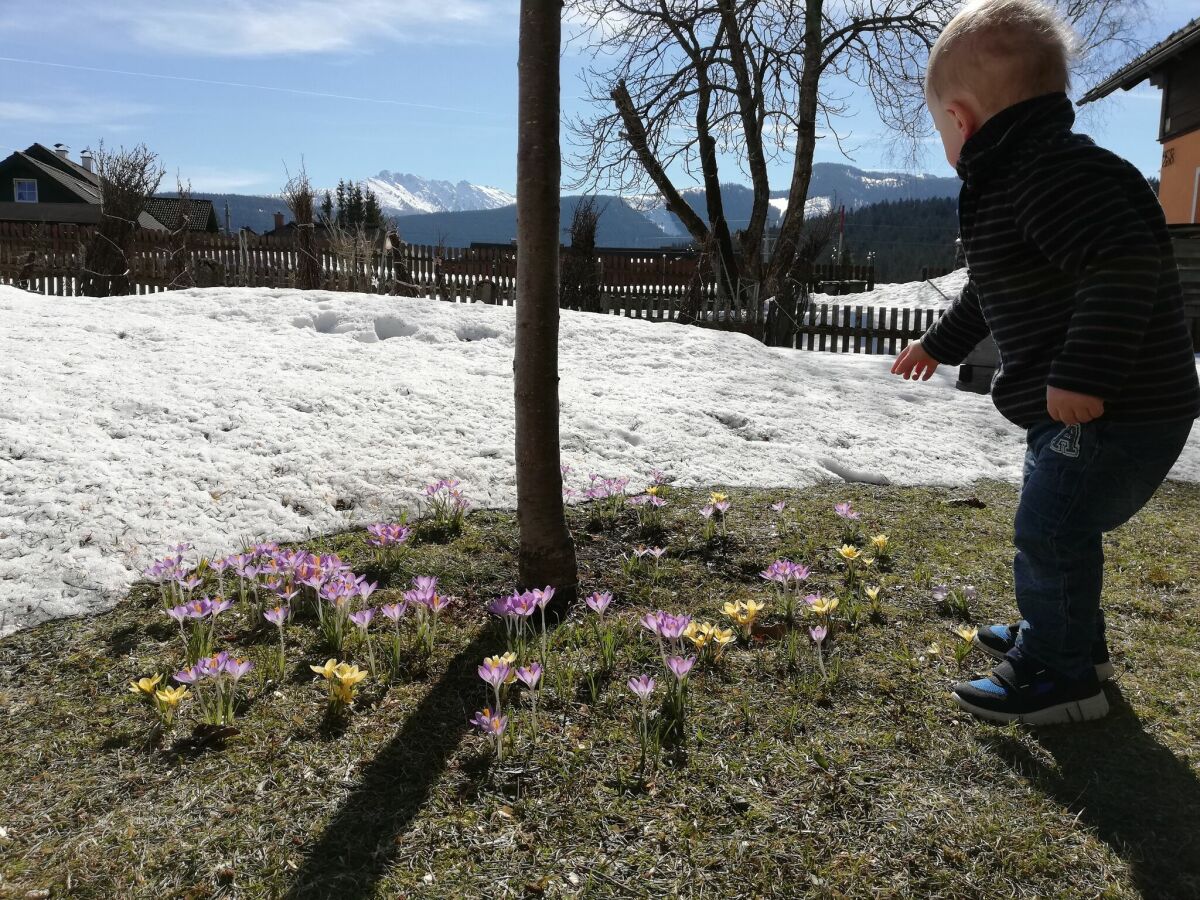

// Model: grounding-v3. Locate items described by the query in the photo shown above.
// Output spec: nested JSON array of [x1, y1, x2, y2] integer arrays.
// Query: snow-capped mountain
[[633, 163, 959, 238], [363, 171, 515, 216]]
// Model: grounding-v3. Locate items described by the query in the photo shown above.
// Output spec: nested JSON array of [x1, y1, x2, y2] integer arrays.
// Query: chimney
[[53, 142, 70, 159], [80, 149, 94, 173], [273, 212, 285, 231]]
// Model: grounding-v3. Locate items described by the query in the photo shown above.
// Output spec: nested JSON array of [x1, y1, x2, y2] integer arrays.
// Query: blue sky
[[0, 0, 1194, 196]]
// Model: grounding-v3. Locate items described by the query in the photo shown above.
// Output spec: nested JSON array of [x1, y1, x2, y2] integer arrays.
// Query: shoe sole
[[952, 689, 1110, 725], [974, 636, 1115, 682]]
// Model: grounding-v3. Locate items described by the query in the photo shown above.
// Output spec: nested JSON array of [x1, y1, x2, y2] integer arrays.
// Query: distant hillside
[[183, 193, 289, 233], [831, 197, 960, 283], [637, 163, 960, 238], [392, 196, 679, 248]]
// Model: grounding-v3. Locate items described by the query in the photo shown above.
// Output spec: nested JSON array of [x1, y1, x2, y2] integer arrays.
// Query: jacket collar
[[955, 92, 1075, 183]]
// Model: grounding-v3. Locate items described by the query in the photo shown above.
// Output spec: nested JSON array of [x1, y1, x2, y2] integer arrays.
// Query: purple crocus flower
[[197, 652, 230, 678], [770, 500, 786, 513], [627, 674, 656, 701], [184, 598, 213, 619], [166, 604, 190, 624], [760, 560, 792, 584], [533, 586, 555, 610], [649, 496, 668, 508], [470, 708, 508, 736], [357, 580, 379, 601], [932, 585, 949, 603], [380, 602, 407, 622], [699, 505, 715, 519], [627, 494, 650, 507], [656, 613, 692, 641], [349, 608, 375, 630], [804, 593, 822, 606], [178, 575, 203, 593], [640, 613, 662, 636], [666, 655, 695, 681], [264, 605, 289, 627], [585, 591, 613, 617], [224, 658, 254, 681], [809, 625, 828, 645], [789, 563, 812, 581], [207, 598, 233, 618], [412, 575, 439, 596], [174, 666, 200, 685], [714, 501, 731, 515], [648, 547, 666, 560], [477, 659, 511, 690], [516, 663, 543, 690], [487, 596, 513, 619], [508, 592, 539, 618], [834, 502, 861, 520]]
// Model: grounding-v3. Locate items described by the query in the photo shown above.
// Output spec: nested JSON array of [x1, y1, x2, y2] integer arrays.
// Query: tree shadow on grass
[[283, 627, 497, 899], [979, 683, 1200, 899]]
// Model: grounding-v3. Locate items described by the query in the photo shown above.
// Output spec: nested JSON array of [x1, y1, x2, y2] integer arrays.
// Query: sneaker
[[952, 657, 1109, 725], [974, 623, 1115, 681]]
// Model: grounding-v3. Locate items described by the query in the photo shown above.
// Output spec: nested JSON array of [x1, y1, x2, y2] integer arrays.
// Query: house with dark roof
[[0, 143, 217, 232], [1080, 18, 1200, 224], [143, 197, 221, 233]]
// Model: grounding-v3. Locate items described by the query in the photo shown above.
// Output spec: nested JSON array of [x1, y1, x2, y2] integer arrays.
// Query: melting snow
[[1, 283, 1197, 634]]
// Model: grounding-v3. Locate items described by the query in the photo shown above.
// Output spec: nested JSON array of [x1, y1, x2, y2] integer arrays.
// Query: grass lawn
[[2, 481, 1198, 899]]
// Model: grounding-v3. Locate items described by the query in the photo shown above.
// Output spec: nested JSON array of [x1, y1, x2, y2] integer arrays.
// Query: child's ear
[[946, 101, 978, 142]]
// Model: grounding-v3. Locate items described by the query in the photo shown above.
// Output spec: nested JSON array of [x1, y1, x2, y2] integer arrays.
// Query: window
[[13, 179, 37, 203]]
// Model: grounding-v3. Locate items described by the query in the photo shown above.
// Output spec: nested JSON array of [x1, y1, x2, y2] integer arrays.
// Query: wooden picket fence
[[785, 302, 941, 354]]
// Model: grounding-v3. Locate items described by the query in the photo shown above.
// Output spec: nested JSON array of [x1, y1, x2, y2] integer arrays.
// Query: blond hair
[[925, 0, 1076, 112]]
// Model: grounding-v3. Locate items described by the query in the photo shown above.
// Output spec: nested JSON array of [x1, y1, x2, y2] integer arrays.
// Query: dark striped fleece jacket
[[920, 92, 1200, 428]]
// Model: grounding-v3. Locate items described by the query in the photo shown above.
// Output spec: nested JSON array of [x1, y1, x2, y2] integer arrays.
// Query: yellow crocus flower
[[744, 599, 766, 619], [810, 597, 840, 616], [864, 586, 881, 602], [710, 492, 728, 504], [647, 486, 661, 496], [838, 545, 861, 561], [722, 601, 743, 621], [310, 659, 339, 680], [155, 686, 190, 706], [712, 628, 736, 646], [500, 651, 518, 665], [955, 626, 979, 643], [872, 534, 889, 550], [333, 662, 369, 685], [129, 674, 162, 696]]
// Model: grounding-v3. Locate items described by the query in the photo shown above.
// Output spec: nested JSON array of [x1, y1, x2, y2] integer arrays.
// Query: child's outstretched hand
[[1046, 386, 1104, 425], [891, 340, 939, 381]]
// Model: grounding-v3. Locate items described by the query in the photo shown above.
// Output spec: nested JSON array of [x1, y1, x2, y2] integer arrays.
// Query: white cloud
[[0, 98, 155, 128], [172, 166, 277, 193], [93, 0, 516, 57]]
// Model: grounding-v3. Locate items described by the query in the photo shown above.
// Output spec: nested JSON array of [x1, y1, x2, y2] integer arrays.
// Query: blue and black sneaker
[[952, 657, 1109, 725], [974, 623, 1115, 681]]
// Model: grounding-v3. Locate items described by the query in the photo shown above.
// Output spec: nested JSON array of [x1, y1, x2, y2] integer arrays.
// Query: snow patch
[[1, 282, 1197, 636]]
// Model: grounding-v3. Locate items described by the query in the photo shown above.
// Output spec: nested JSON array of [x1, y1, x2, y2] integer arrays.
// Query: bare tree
[[79, 143, 164, 297], [283, 164, 321, 291], [167, 176, 194, 290], [566, 0, 1145, 304], [560, 195, 605, 312], [515, 0, 579, 615]]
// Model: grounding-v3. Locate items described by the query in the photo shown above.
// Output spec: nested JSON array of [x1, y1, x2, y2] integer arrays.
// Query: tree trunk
[[515, 0, 578, 615], [766, 0, 824, 297]]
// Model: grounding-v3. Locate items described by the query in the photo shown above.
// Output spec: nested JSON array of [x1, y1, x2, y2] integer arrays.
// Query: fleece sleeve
[[920, 277, 990, 366], [1010, 151, 1160, 400]]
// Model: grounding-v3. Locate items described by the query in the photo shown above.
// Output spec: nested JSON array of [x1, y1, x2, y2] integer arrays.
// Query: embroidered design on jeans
[[1049, 424, 1081, 458]]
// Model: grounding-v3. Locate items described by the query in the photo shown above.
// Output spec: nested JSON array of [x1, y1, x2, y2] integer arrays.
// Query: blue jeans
[[1013, 418, 1194, 679]]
